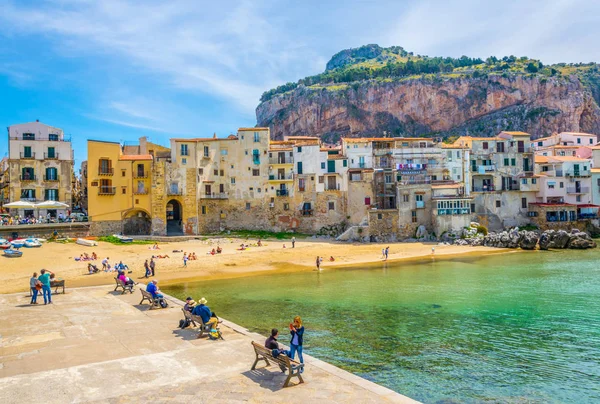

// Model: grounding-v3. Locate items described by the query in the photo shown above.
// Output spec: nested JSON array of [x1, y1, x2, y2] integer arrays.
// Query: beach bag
[[208, 328, 221, 340], [159, 299, 168, 308], [35, 282, 42, 291]]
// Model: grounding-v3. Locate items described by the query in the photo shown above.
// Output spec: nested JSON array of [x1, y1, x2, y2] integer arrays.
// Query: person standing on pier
[[38, 269, 54, 305], [289, 316, 305, 370]]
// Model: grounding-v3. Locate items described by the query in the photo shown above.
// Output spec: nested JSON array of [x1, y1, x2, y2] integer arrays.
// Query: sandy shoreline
[[0, 238, 507, 293]]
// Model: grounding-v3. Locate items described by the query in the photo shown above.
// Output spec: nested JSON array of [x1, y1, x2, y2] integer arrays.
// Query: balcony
[[133, 172, 148, 179], [44, 175, 59, 182], [167, 189, 183, 196], [300, 209, 313, 216], [201, 192, 229, 199], [373, 147, 392, 156], [269, 174, 294, 181], [567, 187, 590, 194], [133, 189, 149, 195], [471, 164, 496, 173], [44, 153, 59, 160], [324, 183, 340, 191], [416, 201, 425, 209], [11, 135, 71, 142], [269, 156, 294, 165], [472, 186, 496, 192], [374, 161, 393, 169], [276, 189, 289, 197], [565, 170, 591, 178], [20, 197, 38, 202], [98, 168, 114, 176], [20, 175, 37, 182], [98, 186, 116, 195], [20, 152, 36, 159]]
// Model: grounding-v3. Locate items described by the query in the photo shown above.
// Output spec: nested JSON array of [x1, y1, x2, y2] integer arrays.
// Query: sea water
[[162, 250, 600, 403]]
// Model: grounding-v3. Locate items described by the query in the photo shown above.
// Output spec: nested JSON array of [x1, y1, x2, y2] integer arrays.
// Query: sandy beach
[[0, 238, 505, 293]]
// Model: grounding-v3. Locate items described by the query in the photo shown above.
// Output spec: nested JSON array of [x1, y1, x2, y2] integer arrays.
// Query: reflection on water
[[162, 250, 600, 403]]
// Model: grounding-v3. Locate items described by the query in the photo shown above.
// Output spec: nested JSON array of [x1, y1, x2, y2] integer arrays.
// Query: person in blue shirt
[[37, 269, 54, 305], [146, 280, 163, 298], [191, 297, 218, 337]]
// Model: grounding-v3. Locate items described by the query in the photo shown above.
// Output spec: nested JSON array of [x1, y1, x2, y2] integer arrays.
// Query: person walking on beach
[[289, 316, 305, 370], [316, 256, 321, 271], [384, 246, 389, 261], [150, 258, 156, 277], [183, 253, 188, 267], [144, 259, 151, 278], [30, 272, 40, 304], [102, 257, 110, 271], [38, 269, 53, 305], [431, 247, 435, 255], [292, 236, 296, 248]]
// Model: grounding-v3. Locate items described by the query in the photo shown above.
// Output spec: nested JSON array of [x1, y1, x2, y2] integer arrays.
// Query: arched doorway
[[166, 199, 183, 235], [122, 209, 151, 235]]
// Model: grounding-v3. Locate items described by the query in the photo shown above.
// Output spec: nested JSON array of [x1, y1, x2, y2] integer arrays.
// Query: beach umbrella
[[3, 201, 36, 209], [35, 201, 69, 209]]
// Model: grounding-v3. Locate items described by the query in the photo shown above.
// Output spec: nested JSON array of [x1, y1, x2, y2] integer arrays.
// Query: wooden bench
[[181, 308, 197, 327], [189, 312, 222, 339], [139, 289, 161, 309], [251, 341, 304, 387], [114, 277, 134, 294], [28, 280, 65, 296]]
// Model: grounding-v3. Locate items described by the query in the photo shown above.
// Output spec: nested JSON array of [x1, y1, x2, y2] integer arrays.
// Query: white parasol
[[3, 201, 37, 209], [34, 201, 70, 209]]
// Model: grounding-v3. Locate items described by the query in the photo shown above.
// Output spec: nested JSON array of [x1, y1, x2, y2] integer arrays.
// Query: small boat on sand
[[0, 239, 11, 249], [76, 238, 98, 247], [112, 234, 133, 243], [24, 239, 42, 248], [10, 240, 24, 248], [3, 249, 23, 258]]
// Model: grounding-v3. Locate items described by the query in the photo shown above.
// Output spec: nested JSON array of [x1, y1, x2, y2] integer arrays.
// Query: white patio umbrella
[[3, 201, 36, 209], [35, 201, 70, 209]]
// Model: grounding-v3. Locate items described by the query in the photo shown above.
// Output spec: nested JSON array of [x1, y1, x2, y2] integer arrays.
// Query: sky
[[0, 0, 599, 167]]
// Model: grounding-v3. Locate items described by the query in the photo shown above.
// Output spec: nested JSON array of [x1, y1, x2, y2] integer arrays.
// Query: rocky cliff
[[256, 45, 600, 141]]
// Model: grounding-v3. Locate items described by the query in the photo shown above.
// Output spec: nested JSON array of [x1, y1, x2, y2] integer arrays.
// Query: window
[[538, 141, 543, 146], [135, 199, 139, 204], [49, 133, 58, 141], [21, 167, 34, 180], [47, 147, 56, 158], [297, 146, 302, 153], [343, 160, 347, 167], [590, 138, 594, 144], [23, 146, 32, 158], [23, 133, 35, 140], [496, 142, 505, 152], [365, 197, 371, 206], [385, 175, 392, 184], [201, 206, 207, 215], [220, 170, 224, 176], [511, 158, 516, 166], [257, 188, 261, 193], [318, 176, 324, 184], [416, 195, 423, 202], [245, 150, 248, 155], [560, 182, 564, 188], [522, 179, 527, 185], [328, 202, 335, 210], [532, 178, 537, 184], [204, 146, 209, 157], [378, 213, 383, 220], [284, 203, 289, 211], [321, 162, 326, 169], [44, 189, 58, 201], [576, 195, 582, 202], [252, 169, 260, 176], [471, 203, 476, 213], [221, 149, 228, 155], [403, 194, 409, 202], [496, 200, 501, 208], [122, 187, 127, 194], [548, 183, 555, 189], [214, 169, 218, 175], [121, 170, 126, 177], [182, 158, 187, 165], [254, 132, 260, 142], [231, 177, 236, 184], [198, 168, 203, 175], [577, 138, 581, 144], [522, 198, 527, 209], [504, 158, 509, 166], [181, 144, 188, 156], [45, 167, 57, 181], [245, 202, 251, 210], [482, 142, 488, 150], [411, 211, 417, 223]]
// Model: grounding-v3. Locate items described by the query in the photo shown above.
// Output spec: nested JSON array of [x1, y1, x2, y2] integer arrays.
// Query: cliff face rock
[[256, 75, 600, 141]]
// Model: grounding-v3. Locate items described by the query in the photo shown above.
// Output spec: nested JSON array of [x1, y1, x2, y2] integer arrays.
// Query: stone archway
[[166, 199, 183, 235], [122, 209, 151, 235]]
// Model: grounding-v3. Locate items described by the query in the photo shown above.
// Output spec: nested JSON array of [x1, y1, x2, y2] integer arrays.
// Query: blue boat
[[3, 249, 23, 258]]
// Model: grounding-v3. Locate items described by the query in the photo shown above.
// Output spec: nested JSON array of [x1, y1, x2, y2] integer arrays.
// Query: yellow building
[[87, 140, 153, 235]]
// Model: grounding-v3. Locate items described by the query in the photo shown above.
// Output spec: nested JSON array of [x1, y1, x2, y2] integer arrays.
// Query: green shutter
[[327, 160, 336, 173], [297, 161, 303, 175]]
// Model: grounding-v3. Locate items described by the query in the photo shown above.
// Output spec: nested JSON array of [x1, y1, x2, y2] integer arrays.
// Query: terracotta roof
[[529, 203, 576, 207], [119, 154, 152, 161], [576, 204, 600, 208], [238, 127, 269, 131], [441, 144, 467, 149], [547, 155, 590, 162], [294, 141, 320, 146], [535, 155, 550, 163], [432, 184, 463, 189], [533, 135, 557, 142], [559, 132, 597, 137], [269, 148, 292, 151], [591, 168, 600, 173], [500, 131, 530, 136], [327, 155, 347, 160]]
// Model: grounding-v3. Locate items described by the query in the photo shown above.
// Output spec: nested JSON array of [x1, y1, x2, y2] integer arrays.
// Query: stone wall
[[89, 220, 122, 236], [368, 210, 399, 241], [0, 223, 91, 239]]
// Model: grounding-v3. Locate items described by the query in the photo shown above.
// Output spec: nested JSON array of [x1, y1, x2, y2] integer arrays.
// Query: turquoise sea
[[162, 249, 600, 403]]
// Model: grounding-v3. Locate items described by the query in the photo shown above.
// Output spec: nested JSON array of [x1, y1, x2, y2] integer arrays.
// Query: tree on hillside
[[526, 63, 539, 73]]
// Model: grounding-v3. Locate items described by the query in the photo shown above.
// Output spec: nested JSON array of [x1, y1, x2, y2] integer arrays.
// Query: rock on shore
[[454, 228, 596, 250]]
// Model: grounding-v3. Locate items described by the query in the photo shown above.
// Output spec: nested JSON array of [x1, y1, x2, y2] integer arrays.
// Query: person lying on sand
[[152, 254, 170, 259]]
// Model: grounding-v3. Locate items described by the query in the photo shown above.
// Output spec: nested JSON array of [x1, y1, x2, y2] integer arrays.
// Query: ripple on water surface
[[162, 249, 600, 403]]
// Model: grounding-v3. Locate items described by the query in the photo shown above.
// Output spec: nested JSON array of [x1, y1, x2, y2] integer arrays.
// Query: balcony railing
[[300, 209, 313, 216], [567, 187, 590, 194], [133, 172, 148, 179], [98, 186, 116, 195], [44, 153, 58, 160], [20, 175, 37, 181], [133, 189, 149, 195], [298, 186, 306, 192], [20, 197, 37, 202], [578, 213, 598, 220], [374, 161, 393, 169], [472, 186, 496, 192], [565, 170, 591, 177], [471, 164, 496, 173], [269, 156, 294, 165], [98, 168, 114, 176], [44, 175, 59, 182], [324, 183, 340, 191], [269, 174, 294, 181], [201, 192, 229, 199], [167, 188, 182, 196], [20, 152, 36, 159], [10, 135, 71, 142], [276, 189, 289, 197]]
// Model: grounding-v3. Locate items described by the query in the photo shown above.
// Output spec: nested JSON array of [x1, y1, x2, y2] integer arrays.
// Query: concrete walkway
[[0, 286, 417, 403]]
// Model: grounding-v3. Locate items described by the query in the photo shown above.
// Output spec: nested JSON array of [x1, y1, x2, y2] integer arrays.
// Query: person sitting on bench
[[118, 272, 135, 287], [146, 280, 168, 307], [191, 297, 217, 336], [265, 328, 290, 358]]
